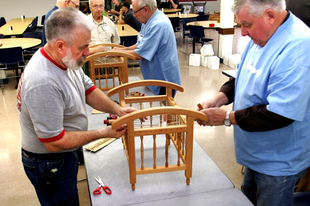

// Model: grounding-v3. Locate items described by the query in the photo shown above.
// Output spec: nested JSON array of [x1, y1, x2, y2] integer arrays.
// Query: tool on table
[[130, 91, 145, 97], [104, 115, 118, 126], [93, 176, 112, 195]]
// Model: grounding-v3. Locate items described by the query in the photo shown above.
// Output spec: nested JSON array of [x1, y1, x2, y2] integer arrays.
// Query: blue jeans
[[241, 167, 307, 206], [22, 149, 79, 206]]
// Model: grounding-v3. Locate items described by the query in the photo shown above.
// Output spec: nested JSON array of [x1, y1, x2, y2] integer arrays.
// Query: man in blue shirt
[[112, 0, 181, 97], [42, 0, 80, 46], [197, 0, 310, 205]]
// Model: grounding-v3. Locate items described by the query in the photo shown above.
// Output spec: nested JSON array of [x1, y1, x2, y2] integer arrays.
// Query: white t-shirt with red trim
[[18, 48, 96, 153]]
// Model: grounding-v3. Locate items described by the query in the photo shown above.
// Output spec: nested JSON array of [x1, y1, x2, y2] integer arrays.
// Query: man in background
[[168, 0, 180, 9], [112, 0, 181, 97], [80, 1, 91, 15], [88, 0, 120, 53], [110, 0, 122, 18], [42, 0, 80, 45], [119, 2, 141, 31], [19, 8, 136, 205]]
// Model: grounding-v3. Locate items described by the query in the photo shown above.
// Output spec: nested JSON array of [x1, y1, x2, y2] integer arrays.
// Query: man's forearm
[[43, 129, 108, 152], [86, 88, 122, 116]]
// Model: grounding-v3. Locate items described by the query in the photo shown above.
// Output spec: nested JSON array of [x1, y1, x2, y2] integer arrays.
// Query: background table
[[115, 24, 138, 37], [166, 13, 198, 19], [0, 38, 41, 49], [187, 20, 221, 29], [187, 20, 237, 29], [162, 8, 182, 14], [0, 17, 35, 37], [115, 24, 138, 47]]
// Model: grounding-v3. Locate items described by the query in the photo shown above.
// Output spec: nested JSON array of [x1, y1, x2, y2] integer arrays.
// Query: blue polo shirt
[[42, 6, 58, 46], [233, 12, 310, 176], [135, 10, 181, 95]]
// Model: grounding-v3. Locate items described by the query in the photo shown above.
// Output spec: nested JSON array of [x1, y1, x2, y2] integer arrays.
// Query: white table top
[[0, 17, 35, 36]]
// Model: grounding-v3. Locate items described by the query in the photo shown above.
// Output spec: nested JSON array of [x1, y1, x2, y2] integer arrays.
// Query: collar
[[281, 10, 290, 25], [40, 47, 67, 70], [89, 13, 106, 25]]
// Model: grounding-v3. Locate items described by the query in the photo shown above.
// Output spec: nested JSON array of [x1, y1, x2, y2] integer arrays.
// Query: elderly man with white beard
[[17, 7, 137, 206]]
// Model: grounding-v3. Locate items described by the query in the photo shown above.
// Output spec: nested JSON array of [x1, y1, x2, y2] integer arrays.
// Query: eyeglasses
[[70, 0, 79, 8], [133, 6, 146, 14], [92, 4, 104, 9]]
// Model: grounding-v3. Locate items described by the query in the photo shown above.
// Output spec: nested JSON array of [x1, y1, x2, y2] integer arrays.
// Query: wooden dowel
[[140, 136, 144, 170], [153, 135, 157, 169], [197, 103, 203, 110]]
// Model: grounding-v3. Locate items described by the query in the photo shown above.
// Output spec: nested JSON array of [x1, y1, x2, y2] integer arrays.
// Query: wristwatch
[[224, 110, 232, 127]]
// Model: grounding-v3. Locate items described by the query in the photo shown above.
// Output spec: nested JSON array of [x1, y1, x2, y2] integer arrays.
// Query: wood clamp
[[104, 116, 118, 125]]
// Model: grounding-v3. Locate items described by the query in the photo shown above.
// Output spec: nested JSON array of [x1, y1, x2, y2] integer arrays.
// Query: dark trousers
[[22, 149, 79, 206]]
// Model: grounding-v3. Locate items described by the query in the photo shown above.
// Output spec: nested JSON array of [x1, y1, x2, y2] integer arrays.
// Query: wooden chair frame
[[107, 80, 208, 190], [84, 43, 135, 93]]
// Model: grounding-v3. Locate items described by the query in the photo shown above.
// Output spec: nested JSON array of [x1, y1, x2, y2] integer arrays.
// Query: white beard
[[62, 49, 85, 71]]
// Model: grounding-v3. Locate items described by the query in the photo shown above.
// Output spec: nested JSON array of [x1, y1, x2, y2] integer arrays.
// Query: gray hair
[[89, 0, 105, 5], [232, 0, 286, 17], [45, 7, 95, 45], [134, 0, 157, 11]]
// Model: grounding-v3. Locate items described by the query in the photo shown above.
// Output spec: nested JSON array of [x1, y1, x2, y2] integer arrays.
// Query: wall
[[0, 0, 55, 25], [0, 0, 221, 24], [204, 1, 221, 13]]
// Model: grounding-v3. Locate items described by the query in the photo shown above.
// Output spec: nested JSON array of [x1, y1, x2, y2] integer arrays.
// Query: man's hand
[[198, 108, 226, 126], [89, 45, 107, 55], [94, 45, 107, 53], [196, 93, 230, 126], [118, 107, 137, 117], [102, 125, 127, 138]]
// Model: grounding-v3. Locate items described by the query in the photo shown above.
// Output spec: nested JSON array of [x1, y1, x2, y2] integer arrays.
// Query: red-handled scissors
[[93, 176, 112, 195]]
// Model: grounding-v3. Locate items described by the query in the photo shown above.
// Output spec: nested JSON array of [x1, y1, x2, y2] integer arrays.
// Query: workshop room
[[1, 0, 309, 205]]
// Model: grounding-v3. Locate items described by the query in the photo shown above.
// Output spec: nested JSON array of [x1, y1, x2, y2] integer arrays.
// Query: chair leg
[[0, 78, 4, 95], [192, 42, 195, 54], [15, 68, 20, 89]]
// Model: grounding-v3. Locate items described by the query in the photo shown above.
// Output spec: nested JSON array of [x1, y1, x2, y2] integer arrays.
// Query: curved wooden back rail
[[111, 107, 208, 190], [108, 80, 208, 190], [84, 49, 135, 93], [88, 43, 125, 49], [107, 80, 184, 107]]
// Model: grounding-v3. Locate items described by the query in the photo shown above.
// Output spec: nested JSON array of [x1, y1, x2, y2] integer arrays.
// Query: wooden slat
[[136, 165, 187, 175], [133, 125, 188, 136]]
